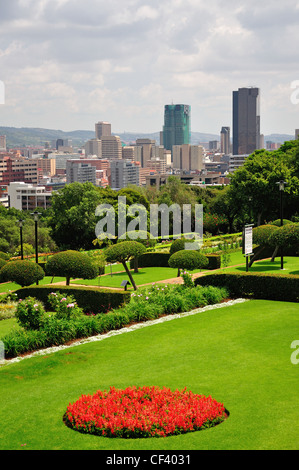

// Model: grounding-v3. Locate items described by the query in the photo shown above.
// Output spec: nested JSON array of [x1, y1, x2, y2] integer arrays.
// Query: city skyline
[[0, 0, 299, 136]]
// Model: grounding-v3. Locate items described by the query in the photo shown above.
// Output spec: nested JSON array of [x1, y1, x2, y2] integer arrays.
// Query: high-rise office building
[[0, 136, 6, 151], [95, 121, 111, 140], [101, 135, 122, 160], [220, 127, 231, 154], [233, 87, 261, 155], [163, 104, 191, 153], [172, 144, 204, 172]]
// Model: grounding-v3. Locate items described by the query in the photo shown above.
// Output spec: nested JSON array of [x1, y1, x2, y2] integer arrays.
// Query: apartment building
[[0, 155, 39, 184], [8, 182, 52, 211]]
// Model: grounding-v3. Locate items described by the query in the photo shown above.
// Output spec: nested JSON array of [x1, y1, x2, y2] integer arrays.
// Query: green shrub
[[0, 252, 10, 260], [268, 223, 299, 251], [0, 258, 7, 272], [0, 260, 45, 287], [14, 286, 130, 314], [252, 225, 279, 247], [271, 219, 293, 227], [15, 297, 47, 330], [45, 250, 98, 286], [195, 272, 299, 302], [48, 292, 84, 320], [168, 250, 209, 273], [105, 241, 147, 290]]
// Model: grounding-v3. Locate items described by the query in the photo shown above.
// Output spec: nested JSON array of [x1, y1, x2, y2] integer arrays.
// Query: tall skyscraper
[[95, 121, 111, 140], [163, 104, 191, 153], [220, 127, 231, 154], [233, 87, 261, 155]]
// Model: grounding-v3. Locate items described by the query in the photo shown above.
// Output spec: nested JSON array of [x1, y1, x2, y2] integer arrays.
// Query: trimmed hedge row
[[130, 253, 221, 270], [14, 286, 130, 314], [195, 272, 299, 302]]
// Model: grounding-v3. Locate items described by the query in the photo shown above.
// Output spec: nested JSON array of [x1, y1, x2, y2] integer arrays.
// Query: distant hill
[[0, 126, 295, 149]]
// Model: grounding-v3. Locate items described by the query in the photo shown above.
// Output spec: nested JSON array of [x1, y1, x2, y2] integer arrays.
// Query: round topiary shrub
[[268, 223, 299, 249], [0, 260, 45, 287], [64, 386, 227, 438], [168, 250, 209, 274], [105, 241, 146, 290], [170, 238, 195, 255], [252, 224, 279, 247], [271, 219, 293, 227], [45, 250, 98, 286]]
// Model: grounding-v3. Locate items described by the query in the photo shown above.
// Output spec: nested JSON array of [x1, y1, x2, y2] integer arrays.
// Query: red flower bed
[[64, 386, 227, 438]]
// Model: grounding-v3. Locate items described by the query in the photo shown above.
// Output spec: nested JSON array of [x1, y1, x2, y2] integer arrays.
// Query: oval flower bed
[[64, 386, 228, 438]]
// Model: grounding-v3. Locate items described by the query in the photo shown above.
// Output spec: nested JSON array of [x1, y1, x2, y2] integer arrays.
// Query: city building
[[109, 159, 140, 190], [0, 155, 39, 184], [162, 104, 191, 153], [233, 87, 261, 155], [95, 121, 111, 140], [172, 144, 204, 172], [66, 160, 96, 185], [220, 127, 231, 154], [229, 154, 249, 173], [101, 135, 122, 160], [66, 158, 109, 186], [122, 146, 136, 161], [134, 139, 156, 168], [7, 182, 52, 211], [84, 138, 102, 158]]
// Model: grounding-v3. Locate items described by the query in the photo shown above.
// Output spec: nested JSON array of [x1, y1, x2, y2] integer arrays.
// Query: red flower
[[64, 386, 227, 438]]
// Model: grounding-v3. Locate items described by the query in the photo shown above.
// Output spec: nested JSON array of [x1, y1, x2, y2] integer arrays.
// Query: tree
[[229, 148, 298, 226], [117, 231, 156, 273], [47, 182, 105, 250], [104, 241, 146, 290], [45, 250, 98, 286], [0, 260, 45, 287], [269, 223, 299, 252], [168, 250, 208, 276]]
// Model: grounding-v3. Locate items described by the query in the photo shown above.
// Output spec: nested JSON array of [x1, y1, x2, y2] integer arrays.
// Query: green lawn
[[0, 299, 298, 450]]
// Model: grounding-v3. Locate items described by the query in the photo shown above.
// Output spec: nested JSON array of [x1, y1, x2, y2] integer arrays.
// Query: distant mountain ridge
[[0, 126, 295, 148]]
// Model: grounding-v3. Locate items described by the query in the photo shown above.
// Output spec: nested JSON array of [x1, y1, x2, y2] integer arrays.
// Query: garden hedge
[[195, 272, 299, 302], [14, 286, 131, 314], [130, 253, 221, 270]]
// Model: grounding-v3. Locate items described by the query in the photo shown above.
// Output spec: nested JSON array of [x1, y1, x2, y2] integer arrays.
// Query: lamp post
[[19, 219, 24, 260], [276, 180, 287, 270], [31, 211, 41, 284]]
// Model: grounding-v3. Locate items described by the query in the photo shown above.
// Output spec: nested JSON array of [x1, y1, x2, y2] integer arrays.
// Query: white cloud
[[0, 0, 298, 135]]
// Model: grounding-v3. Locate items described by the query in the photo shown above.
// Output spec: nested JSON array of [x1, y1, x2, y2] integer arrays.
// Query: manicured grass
[[224, 256, 299, 275], [0, 299, 298, 450]]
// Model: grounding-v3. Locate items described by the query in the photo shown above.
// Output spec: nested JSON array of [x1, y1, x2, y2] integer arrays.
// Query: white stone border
[[1, 299, 248, 367]]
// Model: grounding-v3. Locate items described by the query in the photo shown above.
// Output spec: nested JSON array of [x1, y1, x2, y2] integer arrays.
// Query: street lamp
[[19, 219, 24, 260], [276, 180, 287, 270], [31, 211, 41, 264]]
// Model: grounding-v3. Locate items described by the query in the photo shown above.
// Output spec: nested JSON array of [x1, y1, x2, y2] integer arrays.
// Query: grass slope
[[0, 299, 298, 450]]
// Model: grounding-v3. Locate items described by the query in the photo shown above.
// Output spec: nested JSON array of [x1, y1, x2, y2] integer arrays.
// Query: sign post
[[242, 224, 254, 272]]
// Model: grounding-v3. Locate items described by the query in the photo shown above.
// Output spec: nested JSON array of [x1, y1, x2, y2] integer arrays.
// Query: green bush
[[45, 250, 98, 286], [105, 241, 147, 290], [168, 250, 209, 272], [0, 260, 45, 287], [268, 223, 299, 251], [48, 292, 84, 320], [2, 283, 229, 359], [0, 258, 7, 272], [195, 272, 299, 302], [0, 252, 10, 260], [271, 219, 293, 227], [14, 286, 130, 314], [252, 225, 279, 247], [15, 297, 47, 330]]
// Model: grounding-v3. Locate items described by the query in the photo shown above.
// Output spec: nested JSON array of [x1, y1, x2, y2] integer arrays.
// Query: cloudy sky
[[0, 0, 299, 136]]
